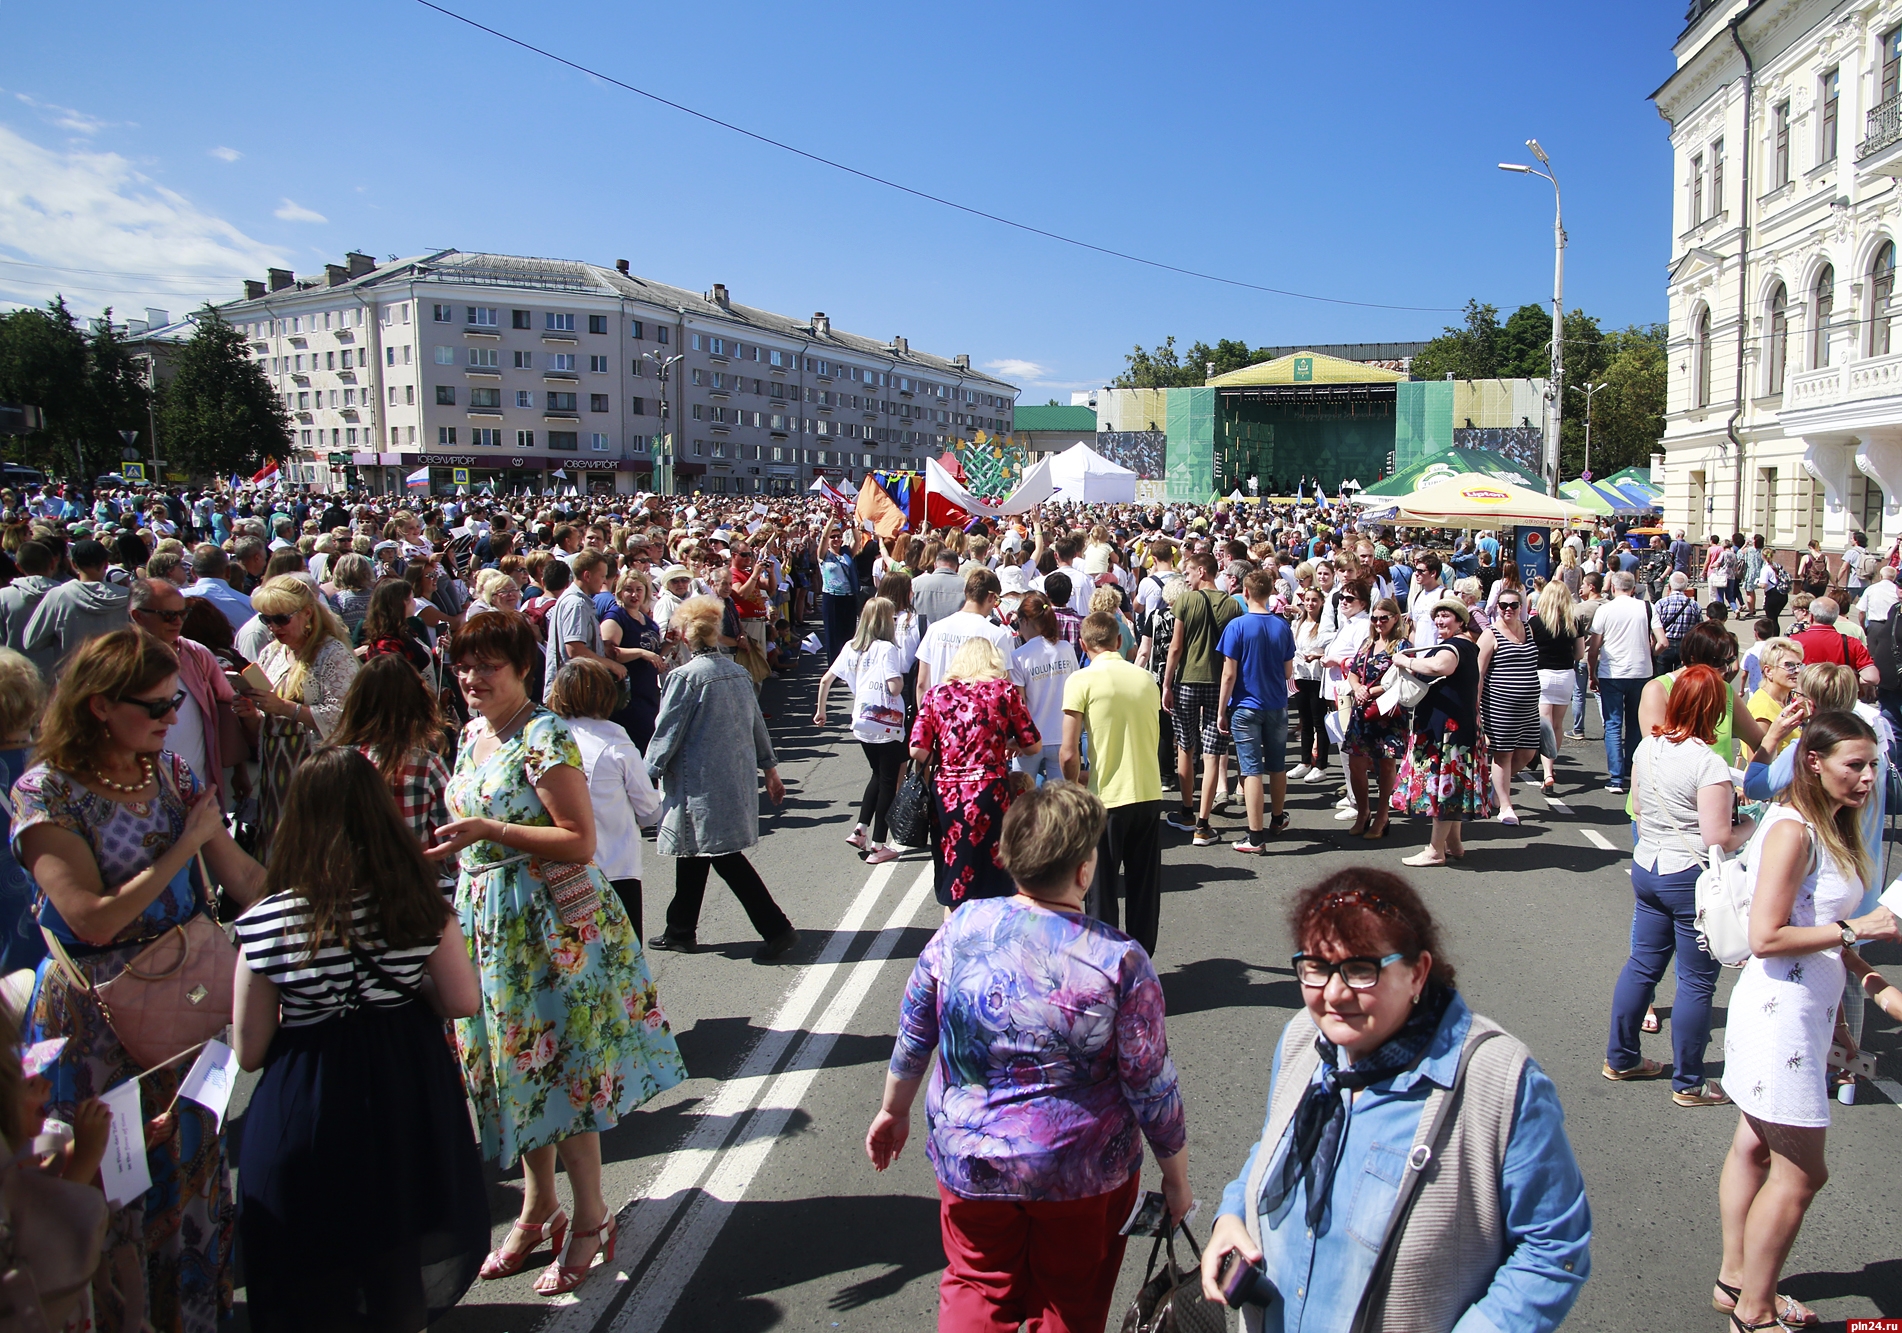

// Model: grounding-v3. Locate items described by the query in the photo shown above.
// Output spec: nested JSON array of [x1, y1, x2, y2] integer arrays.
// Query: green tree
[[156, 309, 291, 477], [1111, 335, 1203, 388], [1498, 303, 1559, 379], [0, 298, 96, 478], [1408, 300, 1503, 382], [1561, 323, 1665, 479], [85, 311, 155, 467]]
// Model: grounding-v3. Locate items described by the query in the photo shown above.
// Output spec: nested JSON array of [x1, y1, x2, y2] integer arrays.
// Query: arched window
[[1872, 241, 1896, 357], [1694, 307, 1713, 408], [1813, 264, 1836, 368], [1768, 282, 1789, 394]]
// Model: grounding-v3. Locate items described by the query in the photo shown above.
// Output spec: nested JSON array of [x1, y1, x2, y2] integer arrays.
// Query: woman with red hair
[[1604, 664, 1756, 1107]]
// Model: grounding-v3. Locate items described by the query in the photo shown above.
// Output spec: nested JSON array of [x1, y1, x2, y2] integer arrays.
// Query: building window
[[546, 313, 575, 332], [547, 392, 578, 412], [517, 431, 534, 448], [516, 390, 535, 408], [438, 427, 457, 445], [588, 315, 608, 335], [1821, 68, 1840, 163], [470, 388, 501, 408], [1693, 308, 1713, 408], [1710, 140, 1723, 218], [434, 346, 455, 365], [512, 310, 532, 330], [656, 326, 668, 345], [630, 319, 644, 339], [547, 431, 578, 451], [471, 428, 501, 447], [514, 350, 533, 369], [589, 394, 610, 413], [1872, 242, 1896, 356], [432, 303, 452, 322], [468, 307, 497, 326], [551, 353, 575, 372], [405, 386, 415, 405], [691, 404, 704, 421], [1813, 264, 1836, 367], [631, 396, 646, 415], [468, 347, 498, 368], [589, 355, 608, 373], [1773, 100, 1791, 187], [1767, 282, 1788, 394], [436, 386, 456, 405], [590, 433, 609, 452], [1886, 25, 1902, 103]]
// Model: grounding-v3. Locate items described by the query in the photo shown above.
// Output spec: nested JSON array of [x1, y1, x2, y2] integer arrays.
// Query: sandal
[[534, 1214, 617, 1297], [1601, 1058, 1666, 1081], [1672, 1080, 1730, 1107], [1641, 1008, 1661, 1034], [480, 1209, 569, 1281], [1713, 1280, 1820, 1328]]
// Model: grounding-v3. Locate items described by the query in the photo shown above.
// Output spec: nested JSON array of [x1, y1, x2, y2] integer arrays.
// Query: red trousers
[[936, 1174, 1139, 1333]]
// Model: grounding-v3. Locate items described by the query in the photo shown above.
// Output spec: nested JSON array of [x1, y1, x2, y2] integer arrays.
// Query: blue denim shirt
[[1217, 995, 1591, 1333]]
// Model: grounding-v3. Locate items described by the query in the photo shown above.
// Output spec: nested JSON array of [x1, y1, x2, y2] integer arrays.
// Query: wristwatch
[[1838, 919, 1858, 947]]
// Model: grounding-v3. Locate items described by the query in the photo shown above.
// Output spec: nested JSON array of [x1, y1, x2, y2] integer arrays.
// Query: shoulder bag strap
[[1348, 1029, 1505, 1333], [1635, 736, 1710, 865], [154, 757, 219, 918]]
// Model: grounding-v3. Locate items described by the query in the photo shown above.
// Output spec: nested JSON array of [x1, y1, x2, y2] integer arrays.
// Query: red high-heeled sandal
[[479, 1210, 568, 1281], [535, 1215, 617, 1297]]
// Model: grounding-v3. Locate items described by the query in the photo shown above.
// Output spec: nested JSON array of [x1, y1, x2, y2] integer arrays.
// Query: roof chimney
[[346, 251, 376, 278], [268, 267, 294, 292], [813, 311, 829, 336], [711, 283, 729, 306], [325, 264, 349, 287], [953, 353, 970, 370], [893, 335, 908, 354], [146, 308, 170, 330], [126, 318, 149, 337], [244, 279, 266, 300], [615, 259, 630, 275]]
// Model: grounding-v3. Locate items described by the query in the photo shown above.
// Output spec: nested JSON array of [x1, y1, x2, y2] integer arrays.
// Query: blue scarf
[[1261, 984, 1455, 1237]]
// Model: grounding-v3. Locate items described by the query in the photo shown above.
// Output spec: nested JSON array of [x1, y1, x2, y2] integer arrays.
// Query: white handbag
[[1634, 736, 1764, 967], [1376, 651, 1431, 715]]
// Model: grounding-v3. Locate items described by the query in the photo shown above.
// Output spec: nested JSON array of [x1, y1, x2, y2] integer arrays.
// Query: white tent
[[1048, 441, 1138, 503]]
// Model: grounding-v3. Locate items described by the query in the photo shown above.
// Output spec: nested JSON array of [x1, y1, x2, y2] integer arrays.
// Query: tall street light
[[1500, 140, 1565, 496], [1581, 381, 1610, 480], [642, 351, 684, 496]]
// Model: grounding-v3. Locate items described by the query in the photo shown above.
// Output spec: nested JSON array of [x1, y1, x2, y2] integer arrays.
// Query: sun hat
[[658, 564, 693, 584], [998, 565, 1028, 595], [1427, 596, 1472, 627]]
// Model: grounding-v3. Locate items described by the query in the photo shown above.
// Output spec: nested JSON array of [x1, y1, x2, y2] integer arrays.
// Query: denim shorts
[[1229, 706, 1288, 777]]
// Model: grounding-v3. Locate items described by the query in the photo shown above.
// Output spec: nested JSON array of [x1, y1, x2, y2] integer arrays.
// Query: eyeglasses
[[118, 689, 186, 720], [452, 660, 507, 679], [259, 613, 298, 627], [1768, 660, 1800, 674], [134, 607, 185, 623], [1292, 952, 1407, 990]]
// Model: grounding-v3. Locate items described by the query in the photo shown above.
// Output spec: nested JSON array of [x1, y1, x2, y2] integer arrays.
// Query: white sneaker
[[1336, 792, 1356, 809], [1334, 805, 1361, 820], [1287, 764, 1312, 781], [1306, 767, 1333, 784]]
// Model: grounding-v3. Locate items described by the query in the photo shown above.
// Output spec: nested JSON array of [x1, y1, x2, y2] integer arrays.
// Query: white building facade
[[1656, 0, 1902, 557], [215, 251, 1017, 496]]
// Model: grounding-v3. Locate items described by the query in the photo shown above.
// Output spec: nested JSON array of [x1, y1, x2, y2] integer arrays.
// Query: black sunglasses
[[260, 612, 298, 627], [119, 689, 186, 720], [1497, 600, 1522, 611], [135, 607, 186, 623]]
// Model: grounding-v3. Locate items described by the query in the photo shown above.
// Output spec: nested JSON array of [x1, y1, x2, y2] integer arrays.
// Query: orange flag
[[855, 475, 910, 538]]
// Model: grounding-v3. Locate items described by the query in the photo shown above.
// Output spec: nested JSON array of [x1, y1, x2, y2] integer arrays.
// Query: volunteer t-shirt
[[828, 641, 906, 743], [1062, 655, 1163, 807], [1216, 610, 1295, 712], [917, 610, 1017, 687], [1590, 596, 1655, 679], [1011, 635, 1080, 752]]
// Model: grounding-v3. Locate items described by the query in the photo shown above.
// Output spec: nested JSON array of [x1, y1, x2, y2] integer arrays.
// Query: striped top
[[232, 890, 441, 1027]]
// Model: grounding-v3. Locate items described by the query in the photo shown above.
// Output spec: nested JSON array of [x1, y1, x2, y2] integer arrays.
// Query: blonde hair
[[1535, 579, 1574, 638], [1089, 585, 1121, 616], [946, 636, 1008, 683], [1797, 662, 1856, 713], [250, 575, 352, 703], [0, 647, 45, 738], [1760, 636, 1804, 674], [472, 568, 515, 603], [852, 596, 896, 653], [672, 594, 724, 650], [1559, 545, 1579, 569]]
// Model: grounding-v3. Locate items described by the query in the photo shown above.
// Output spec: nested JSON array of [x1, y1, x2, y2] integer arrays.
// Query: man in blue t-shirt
[[1216, 568, 1296, 853]]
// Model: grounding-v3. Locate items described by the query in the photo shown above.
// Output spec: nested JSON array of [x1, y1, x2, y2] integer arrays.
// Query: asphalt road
[[229, 661, 1902, 1332]]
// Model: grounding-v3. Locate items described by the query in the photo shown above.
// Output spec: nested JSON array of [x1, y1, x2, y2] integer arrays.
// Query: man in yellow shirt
[[1062, 612, 1165, 953]]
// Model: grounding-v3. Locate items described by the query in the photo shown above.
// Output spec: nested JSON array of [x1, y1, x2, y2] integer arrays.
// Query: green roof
[[1013, 405, 1097, 433], [1360, 447, 1545, 497]]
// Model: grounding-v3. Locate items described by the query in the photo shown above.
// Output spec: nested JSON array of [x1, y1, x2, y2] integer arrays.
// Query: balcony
[[464, 328, 500, 341], [1782, 349, 1902, 424], [543, 413, 581, 423], [1860, 94, 1902, 176], [335, 330, 353, 343], [465, 370, 500, 381], [542, 333, 578, 346], [542, 371, 578, 382], [467, 408, 505, 420]]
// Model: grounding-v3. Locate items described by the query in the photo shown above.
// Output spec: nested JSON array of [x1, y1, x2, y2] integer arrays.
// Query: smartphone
[[1828, 1044, 1877, 1080], [1217, 1251, 1277, 1310]]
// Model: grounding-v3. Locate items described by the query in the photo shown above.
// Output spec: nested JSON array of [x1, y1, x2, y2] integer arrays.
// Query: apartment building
[[215, 250, 1017, 495], [1655, 0, 1902, 553]]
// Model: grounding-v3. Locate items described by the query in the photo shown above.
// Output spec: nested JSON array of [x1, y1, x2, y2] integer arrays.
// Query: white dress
[[1724, 805, 1862, 1127]]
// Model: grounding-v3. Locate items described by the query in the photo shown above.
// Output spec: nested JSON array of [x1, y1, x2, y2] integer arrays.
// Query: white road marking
[[1545, 798, 1574, 815], [610, 865, 935, 1332], [1581, 829, 1616, 851], [537, 858, 903, 1331]]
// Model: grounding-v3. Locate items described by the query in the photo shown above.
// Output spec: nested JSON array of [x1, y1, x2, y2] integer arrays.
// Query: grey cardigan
[[645, 649, 777, 858]]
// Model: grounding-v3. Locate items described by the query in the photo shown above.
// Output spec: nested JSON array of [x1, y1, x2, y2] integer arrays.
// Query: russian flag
[[405, 466, 430, 490]]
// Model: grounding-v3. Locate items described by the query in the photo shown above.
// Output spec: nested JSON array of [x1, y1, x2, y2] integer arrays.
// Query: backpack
[[1857, 548, 1882, 581]]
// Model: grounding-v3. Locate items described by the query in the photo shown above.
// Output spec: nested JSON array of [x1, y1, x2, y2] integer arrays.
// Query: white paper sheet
[[99, 1078, 151, 1207], [175, 1039, 240, 1129]]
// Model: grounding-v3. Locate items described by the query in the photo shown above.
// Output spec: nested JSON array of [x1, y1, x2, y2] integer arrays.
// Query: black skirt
[[238, 1000, 488, 1333]]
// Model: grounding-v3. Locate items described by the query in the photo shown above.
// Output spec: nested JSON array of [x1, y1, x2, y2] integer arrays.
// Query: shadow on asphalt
[[1782, 1257, 1902, 1316], [1160, 957, 1302, 1016], [674, 1013, 900, 1084]]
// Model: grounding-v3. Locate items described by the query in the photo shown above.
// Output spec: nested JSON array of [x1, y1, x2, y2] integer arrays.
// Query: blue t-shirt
[[1476, 535, 1500, 562], [1217, 610, 1295, 712]]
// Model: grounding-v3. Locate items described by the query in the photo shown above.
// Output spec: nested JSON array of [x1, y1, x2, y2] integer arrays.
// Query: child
[[1739, 616, 1776, 696]]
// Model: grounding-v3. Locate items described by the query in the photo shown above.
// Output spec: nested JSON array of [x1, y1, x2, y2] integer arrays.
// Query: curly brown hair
[[1288, 867, 1456, 988]]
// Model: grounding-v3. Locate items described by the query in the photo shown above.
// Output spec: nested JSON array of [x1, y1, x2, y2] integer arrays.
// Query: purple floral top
[[889, 896, 1186, 1201]]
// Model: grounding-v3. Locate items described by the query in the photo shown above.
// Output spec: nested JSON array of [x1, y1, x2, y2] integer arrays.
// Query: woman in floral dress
[[1392, 599, 1497, 867], [909, 637, 1041, 909], [1341, 597, 1410, 839], [431, 612, 685, 1299]]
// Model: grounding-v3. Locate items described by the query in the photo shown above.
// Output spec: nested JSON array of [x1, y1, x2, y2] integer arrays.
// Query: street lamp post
[[1500, 140, 1566, 497], [1581, 381, 1610, 480], [642, 351, 684, 496]]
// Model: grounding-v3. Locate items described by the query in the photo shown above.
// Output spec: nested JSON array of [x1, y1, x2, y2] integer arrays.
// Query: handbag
[[41, 850, 234, 1071], [1376, 651, 1430, 715], [532, 857, 602, 929], [1119, 1222, 1225, 1333], [888, 761, 933, 849], [1633, 736, 1775, 968], [0, 1144, 109, 1333]]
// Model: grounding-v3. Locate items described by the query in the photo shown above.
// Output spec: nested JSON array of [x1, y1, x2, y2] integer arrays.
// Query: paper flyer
[[100, 1078, 151, 1207], [175, 1039, 241, 1129]]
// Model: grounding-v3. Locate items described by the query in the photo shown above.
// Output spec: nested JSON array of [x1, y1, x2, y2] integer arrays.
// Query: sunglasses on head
[[119, 689, 186, 720]]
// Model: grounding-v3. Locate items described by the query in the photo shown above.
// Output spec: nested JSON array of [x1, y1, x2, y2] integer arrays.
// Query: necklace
[[487, 697, 535, 745], [1014, 890, 1082, 912], [92, 753, 155, 793]]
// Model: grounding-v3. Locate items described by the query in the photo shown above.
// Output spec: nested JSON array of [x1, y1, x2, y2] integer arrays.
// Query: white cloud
[[209, 146, 241, 163], [273, 198, 326, 223], [986, 358, 1049, 381], [0, 122, 281, 313], [13, 93, 111, 136]]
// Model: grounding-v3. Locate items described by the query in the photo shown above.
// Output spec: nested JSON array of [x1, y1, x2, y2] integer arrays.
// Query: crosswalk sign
[[122, 462, 146, 482], [452, 467, 470, 485]]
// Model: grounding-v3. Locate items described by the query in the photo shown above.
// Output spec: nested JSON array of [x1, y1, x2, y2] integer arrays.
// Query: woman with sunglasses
[[1199, 868, 1590, 1330], [15, 628, 267, 1333], [1341, 596, 1410, 839], [1478, 587, 1544, 824], [232, 574, 360, 862], [1320, 581, 1373, 819]]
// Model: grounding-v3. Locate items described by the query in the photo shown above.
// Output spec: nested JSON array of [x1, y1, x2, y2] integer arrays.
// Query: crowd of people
[[1, 475, 1899, 1332]]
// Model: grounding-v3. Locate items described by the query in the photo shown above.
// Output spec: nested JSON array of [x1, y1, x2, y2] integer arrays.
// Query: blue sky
[[2, 0, 1683, 398]]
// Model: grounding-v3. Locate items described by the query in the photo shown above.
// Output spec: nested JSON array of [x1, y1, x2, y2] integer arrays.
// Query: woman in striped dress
[[1478, 587, 1542, 826]]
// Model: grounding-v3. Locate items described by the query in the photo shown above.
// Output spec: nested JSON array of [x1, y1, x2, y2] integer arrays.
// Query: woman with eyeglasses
[[1341, 596, 1410, 839], [232, 575, 360, 862], [1199, 868, 1590, 1330], [15, 628, 267, 1333], [1289, 587, 1332, 783], [1477, 586, 1543, 824], [1744, 637, 1804, 755]]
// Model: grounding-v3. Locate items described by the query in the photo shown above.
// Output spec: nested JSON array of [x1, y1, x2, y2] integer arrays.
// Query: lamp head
[[1527, 138, 1549, 164], [1499, 163, 1533, 173]]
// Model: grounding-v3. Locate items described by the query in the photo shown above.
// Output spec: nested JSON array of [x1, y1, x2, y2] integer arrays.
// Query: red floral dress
[[910, 678, 1041, 907]]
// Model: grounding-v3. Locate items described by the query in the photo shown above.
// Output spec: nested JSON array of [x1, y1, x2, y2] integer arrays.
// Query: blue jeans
[[1229, 706, 1288, 777], [1012, 746, 1062, 786], [1599, 675, 1649, 784], [1607, 861, 1719, 1092], [1570, 662, 1590, 734]]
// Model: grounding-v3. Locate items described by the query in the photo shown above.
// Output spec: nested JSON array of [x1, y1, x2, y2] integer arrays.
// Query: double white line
[[539, 859, 934, 1333]]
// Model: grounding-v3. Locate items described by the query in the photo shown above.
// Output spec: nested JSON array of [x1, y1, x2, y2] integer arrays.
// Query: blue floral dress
[[447, 709, 686, 1166]]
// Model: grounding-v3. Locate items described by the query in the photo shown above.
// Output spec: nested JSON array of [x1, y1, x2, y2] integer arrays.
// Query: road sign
[[452, 467, 470, 485], [326, 452, 349, 464], [122, 462, 146, 482]]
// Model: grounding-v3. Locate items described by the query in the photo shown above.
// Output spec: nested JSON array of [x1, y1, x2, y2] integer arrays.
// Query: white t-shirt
[[1632, 735, 1732, 875], [1136, 570, 1179, 615], [1857, 579, 1900, 624], [1591, 596, 1655, 679], [1011, 635, 1079, 752], [916, 611, 1017, 687], [1031, 564, 1095, 617], [170, 689, 210, 794], [828, 641, 907, 743]]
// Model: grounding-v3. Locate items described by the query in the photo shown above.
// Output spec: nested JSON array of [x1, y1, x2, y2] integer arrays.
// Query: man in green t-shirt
[[1160, 551, 1241, 845], [1062, 611, 1164, 953]]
